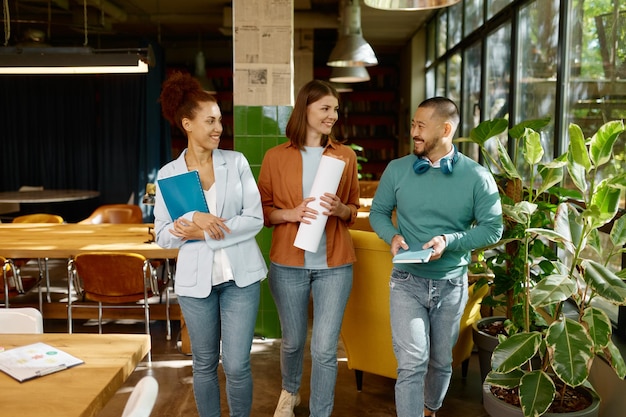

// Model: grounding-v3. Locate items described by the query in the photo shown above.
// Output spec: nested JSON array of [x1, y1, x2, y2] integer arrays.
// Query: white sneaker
[[273, 389, 301, 417]]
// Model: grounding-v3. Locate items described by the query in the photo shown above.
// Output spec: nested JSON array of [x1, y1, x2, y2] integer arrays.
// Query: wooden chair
[[78, 203, 173, 339], [12, 213, 65, 303], [1, 256, 43, 311], [0, 307, 43, 333], [67, 252, 160, 362], [79, 204, 143, 224]]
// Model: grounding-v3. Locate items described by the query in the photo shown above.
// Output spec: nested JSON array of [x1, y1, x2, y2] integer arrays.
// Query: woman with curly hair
[[154, 71, 267, 417]]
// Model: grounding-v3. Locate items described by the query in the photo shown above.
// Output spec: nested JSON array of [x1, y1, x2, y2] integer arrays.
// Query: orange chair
[[67, 252, 160, 362], [12, 213, 64, 304], [78, 203, 173, 339], [79, 204, 143, 224]]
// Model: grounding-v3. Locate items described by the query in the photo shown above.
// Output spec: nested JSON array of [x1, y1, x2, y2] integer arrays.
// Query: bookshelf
[[316, 65, 400, 180]]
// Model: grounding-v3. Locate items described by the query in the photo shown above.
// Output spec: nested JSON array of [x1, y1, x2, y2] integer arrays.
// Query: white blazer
[[154, 149, 267, 298]]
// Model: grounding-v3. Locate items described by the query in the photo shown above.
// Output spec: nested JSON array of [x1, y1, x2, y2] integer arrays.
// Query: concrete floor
[[15, 259, 490, 417]]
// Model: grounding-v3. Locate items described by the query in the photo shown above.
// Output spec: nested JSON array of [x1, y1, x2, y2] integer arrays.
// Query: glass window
[[484, 24, 511, 163], [488, 0, 512, 20], [515, 0, 560, 161], [448, 53, 462, 108], [436, 62, 447, 97], [461, 42, 482, 161], [448, 2, 463, 49], [426, 67, 436, 99], [464, 0, 484, 37], [438, 10, 448, 58], [426, 20, 436, 67], [565, 0, 625, 207]]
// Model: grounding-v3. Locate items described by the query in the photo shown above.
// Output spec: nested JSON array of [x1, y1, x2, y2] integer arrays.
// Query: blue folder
[[157, 170, 209, 219]]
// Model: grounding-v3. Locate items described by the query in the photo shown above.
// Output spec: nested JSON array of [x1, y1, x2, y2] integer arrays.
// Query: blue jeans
[[269, 263, 353, 417], [389, 268, 467, 417], [178, 280, 260, 417]]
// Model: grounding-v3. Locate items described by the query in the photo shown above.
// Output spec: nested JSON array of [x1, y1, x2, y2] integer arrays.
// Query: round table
[[0, 189, 100, 203], [0, 189, 101, 223]]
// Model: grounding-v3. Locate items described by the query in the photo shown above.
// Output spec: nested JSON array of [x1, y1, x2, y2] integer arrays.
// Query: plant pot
[[482, 383, 600, 417], [472, 316, 506, 382]]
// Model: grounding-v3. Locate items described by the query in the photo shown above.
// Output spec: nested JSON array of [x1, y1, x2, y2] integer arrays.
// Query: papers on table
[[294, 155, 346, 253], [0, 342, 84, 382], [392, 248, 434, 264]]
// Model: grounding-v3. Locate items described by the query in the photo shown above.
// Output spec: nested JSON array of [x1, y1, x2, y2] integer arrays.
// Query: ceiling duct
[[327, 0, 378, 67]]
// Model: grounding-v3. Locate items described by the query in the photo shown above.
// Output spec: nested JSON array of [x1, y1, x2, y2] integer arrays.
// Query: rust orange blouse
[[257, 140, 360, 267]]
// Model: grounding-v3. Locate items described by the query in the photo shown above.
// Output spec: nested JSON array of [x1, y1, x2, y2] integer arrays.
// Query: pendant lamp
[[327, 0, 378, 67], [364, 0, 462, 10], [329, 66, 370, 83]]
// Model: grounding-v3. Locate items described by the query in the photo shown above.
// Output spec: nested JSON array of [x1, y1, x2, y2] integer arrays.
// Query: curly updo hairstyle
[[159, 71, 217, 135]]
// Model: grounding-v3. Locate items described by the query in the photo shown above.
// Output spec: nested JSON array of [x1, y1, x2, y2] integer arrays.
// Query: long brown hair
[[159, 71, 217, 135], [286, 80, 341, 149]]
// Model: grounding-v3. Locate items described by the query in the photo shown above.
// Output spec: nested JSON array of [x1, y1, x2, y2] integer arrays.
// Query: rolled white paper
[[294, 155, 346, 252]]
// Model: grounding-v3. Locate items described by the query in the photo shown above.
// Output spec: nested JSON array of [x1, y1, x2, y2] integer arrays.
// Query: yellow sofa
[[342, 229, 489, 390]]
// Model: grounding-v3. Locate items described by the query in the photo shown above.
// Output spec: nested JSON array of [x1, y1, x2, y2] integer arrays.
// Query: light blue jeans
[[269, 263, 353, 417], [178, 280, 260, 417], [389, 268, 467, 417]]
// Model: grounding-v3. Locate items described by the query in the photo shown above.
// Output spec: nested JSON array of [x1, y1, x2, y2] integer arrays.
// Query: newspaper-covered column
[[233, 0, 293, 106]]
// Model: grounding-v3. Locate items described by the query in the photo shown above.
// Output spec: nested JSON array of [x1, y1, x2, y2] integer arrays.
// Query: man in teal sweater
[[369, 97, 503, 417]]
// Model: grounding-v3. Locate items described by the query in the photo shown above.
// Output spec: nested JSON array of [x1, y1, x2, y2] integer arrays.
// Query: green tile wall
[[234, 105, 291, 338]]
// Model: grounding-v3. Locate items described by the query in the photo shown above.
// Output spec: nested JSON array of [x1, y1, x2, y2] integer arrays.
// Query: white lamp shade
[[329, 66, 371, 83], [364, 0, 462, 10]]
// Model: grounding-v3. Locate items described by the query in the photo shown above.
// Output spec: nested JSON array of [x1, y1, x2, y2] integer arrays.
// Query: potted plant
[[465, 117, 561, 382], [466, 118, 626, 417]]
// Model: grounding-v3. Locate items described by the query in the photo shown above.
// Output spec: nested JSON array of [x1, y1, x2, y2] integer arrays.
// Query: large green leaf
[[530, 274, 576, 307], [588, 179, 622, 229], [493, 332, 542, 373], [519, 371, 555, 417], [497, 138, 520, 179], [566, 149, 588, 194], [485, 369, 524, 389], [581, 307, 612, 350], [469, 118, 509, 146], [510, 117, 551, 140], [610, 214, 626, 247], [568, 123, 591, 171], [546, 318, 593, 386], [603, 340, 626, 379], [582, 260, 626, 305], [504, 201, 537, 224], [523, 128, 544, 166], [537, 161, 565, 196], [589, 120, 625, 167]]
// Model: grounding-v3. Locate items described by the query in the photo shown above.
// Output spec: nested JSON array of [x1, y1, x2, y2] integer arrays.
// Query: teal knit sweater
[[369, 152, 503, 280]]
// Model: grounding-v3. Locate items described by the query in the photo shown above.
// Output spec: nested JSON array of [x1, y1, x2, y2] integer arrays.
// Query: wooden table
[[0, 333, 150, 417], [0, 189, 101, 204], [0, 223, 178, 259]]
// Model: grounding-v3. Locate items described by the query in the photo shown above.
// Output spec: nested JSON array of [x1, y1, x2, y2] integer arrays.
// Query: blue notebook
[[392, 248, 434, 264], [157, 170, 209, 219]]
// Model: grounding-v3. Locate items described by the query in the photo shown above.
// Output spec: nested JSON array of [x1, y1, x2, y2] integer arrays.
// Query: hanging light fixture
[[194, 51, 217, 94], [330, 66, 370, 83], [364, 0, 461, 10], [327, 0, 378, 67], [0, 0, 149, 74], [0, 47, 150, 74]]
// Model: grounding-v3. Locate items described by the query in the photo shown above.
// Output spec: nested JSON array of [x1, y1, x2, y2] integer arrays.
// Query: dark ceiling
[[2, 0, 433, 54]]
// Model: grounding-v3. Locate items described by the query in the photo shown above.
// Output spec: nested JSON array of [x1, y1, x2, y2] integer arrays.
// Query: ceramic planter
[[482, 383, 600, 417], [472, 316, 505, 382]]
